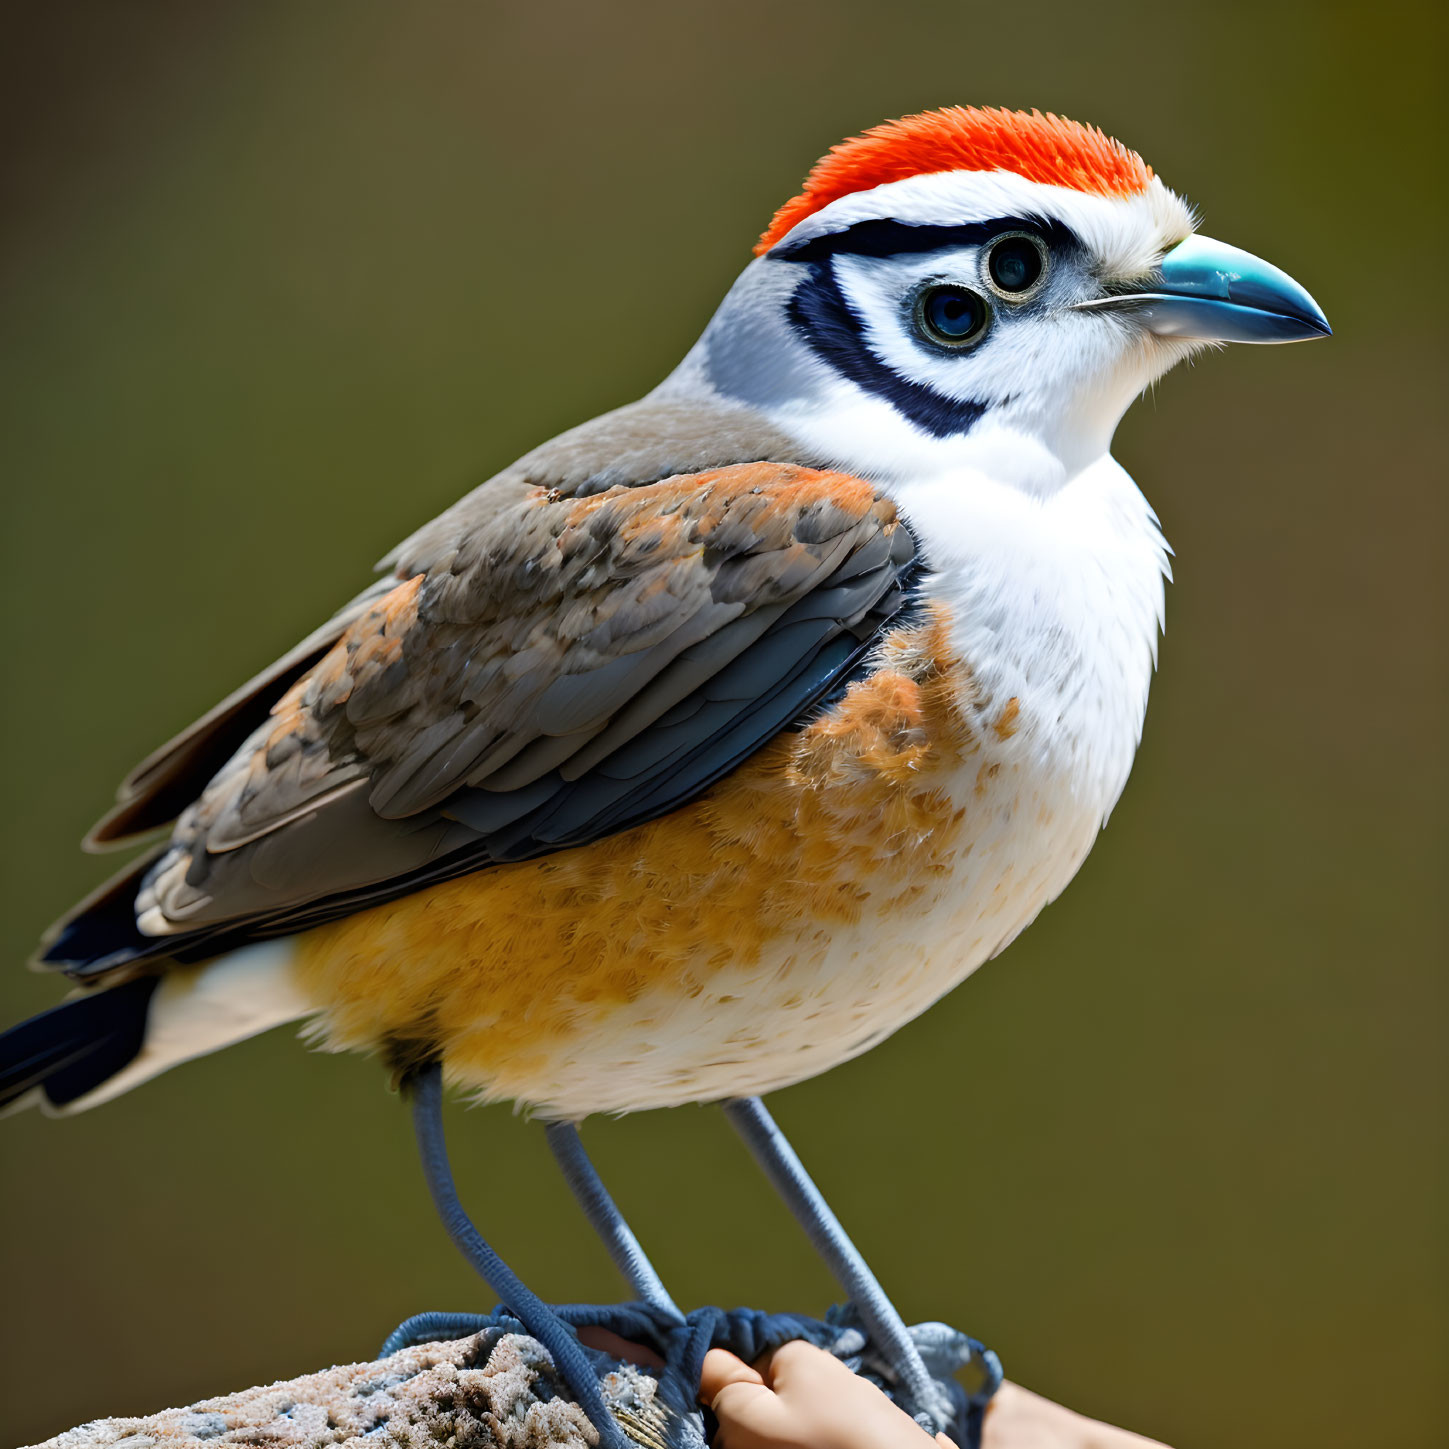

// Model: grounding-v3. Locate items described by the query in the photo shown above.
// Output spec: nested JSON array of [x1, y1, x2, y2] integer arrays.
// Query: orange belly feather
[[292, 604, 1003, 1101]]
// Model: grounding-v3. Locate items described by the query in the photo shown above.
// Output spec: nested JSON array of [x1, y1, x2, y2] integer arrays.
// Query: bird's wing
[[44, 462, 917, 975], [84, 395, 814, 852], [84, 579, 401, 849]]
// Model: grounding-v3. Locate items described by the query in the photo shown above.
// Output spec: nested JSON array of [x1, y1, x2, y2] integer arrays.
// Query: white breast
[[898, 450, 1169, 817]]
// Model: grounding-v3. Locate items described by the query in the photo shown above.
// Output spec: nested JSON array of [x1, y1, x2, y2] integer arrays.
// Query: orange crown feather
[[756, 106, 1153, 256]]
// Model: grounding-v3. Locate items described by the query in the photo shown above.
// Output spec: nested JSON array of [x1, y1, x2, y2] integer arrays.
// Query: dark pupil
[[924, 287, 985, 341], [989, 236, 1042, 293]]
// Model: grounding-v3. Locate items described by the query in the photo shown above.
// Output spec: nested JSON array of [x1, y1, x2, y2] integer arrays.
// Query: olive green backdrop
[[1, 3, 1443, 1446]]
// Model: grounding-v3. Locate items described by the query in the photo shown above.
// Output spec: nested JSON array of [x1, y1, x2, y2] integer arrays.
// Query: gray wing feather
[[83, 577, 399, 850]]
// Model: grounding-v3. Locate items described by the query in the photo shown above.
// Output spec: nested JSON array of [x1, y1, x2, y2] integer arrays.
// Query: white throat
[[894, 454, 1169, 818]]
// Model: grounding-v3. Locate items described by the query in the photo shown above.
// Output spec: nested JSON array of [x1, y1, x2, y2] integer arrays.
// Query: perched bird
[[1, 106, 1326, 1444]]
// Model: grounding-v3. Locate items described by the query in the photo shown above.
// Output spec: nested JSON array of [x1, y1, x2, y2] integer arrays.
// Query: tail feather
[[2, 942, 312, 1114], [0, 977, 159, 1112]]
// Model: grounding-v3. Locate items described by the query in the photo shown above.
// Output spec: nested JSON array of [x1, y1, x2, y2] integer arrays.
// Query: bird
[[1, 106, 1327, 1445]]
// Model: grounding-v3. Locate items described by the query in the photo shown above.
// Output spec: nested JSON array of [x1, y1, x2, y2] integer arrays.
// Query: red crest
[[757, 107, 1153, 255]]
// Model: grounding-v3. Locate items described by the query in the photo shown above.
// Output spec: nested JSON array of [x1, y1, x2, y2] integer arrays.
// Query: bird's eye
[[986, 232, 1048, 297], [913, 284, 991, 350]]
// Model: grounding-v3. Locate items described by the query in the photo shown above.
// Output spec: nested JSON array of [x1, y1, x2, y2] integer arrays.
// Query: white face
[[670, 169, 1199, 492]]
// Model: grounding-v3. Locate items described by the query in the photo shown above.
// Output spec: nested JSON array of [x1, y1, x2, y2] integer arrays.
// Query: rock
[[23, 1329, 682, 1449]]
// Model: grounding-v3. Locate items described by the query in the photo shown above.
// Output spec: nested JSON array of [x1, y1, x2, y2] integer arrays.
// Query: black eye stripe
[[785, 263, 987, 439], [769, 216, 1078, 263]]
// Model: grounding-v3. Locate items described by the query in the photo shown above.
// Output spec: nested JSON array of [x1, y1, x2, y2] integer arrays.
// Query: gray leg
[[545, 1119, 684, 1321], [408, 1065, 632, 1449], [724, 1095, 947, 1426]]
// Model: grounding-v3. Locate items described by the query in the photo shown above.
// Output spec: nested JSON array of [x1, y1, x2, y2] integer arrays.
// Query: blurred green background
[[1, 3, 1443, 1446]]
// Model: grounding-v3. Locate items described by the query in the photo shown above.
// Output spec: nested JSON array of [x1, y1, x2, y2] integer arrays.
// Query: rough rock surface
[[25, 1330, 684, 1449]]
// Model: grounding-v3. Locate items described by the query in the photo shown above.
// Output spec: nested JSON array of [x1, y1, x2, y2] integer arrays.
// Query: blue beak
[[1078, 234, 1331, 343]]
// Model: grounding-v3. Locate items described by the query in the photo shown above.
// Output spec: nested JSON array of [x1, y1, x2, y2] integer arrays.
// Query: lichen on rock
[[25, 1329, 685, 1449]]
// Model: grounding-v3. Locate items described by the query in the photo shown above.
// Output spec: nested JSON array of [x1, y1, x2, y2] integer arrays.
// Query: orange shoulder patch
[[561, 463, 886, 539]]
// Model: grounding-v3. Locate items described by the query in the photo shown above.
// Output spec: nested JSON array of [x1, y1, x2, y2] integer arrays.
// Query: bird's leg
[[545, 1119, 684, 1321], [723, 1095, 946, 1426], [407, 1063, 633, 1449]]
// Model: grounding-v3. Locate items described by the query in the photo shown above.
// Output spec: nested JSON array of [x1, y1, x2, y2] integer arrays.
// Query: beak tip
[[1145, 235, 1332, 345], [1296, 292, 1332, 339]]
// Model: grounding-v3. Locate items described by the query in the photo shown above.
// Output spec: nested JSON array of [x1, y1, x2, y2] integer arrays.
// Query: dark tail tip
[[0, 976, 159, 1111]]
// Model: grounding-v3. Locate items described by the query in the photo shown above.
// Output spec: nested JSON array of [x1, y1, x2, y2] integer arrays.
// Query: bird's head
[[665, 107, 1328, 493]]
